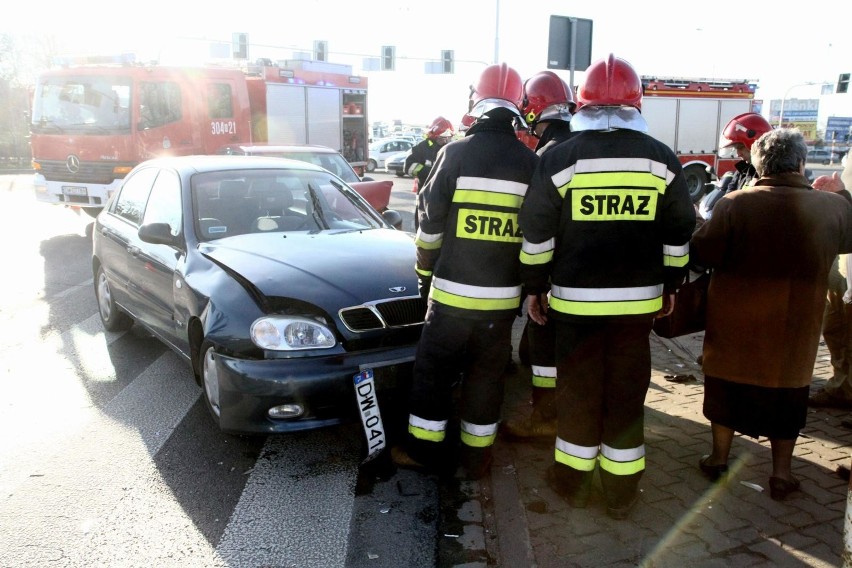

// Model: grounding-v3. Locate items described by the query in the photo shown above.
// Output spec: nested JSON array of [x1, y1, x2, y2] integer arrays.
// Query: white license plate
[[353, 368, 386, 461], [62, 186, 88, 196]]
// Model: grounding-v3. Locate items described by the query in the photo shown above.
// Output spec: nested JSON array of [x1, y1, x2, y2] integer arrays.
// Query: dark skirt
[[703, 375, 809, 439]]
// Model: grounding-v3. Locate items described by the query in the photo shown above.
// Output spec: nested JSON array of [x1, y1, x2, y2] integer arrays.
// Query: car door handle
[[127, 245, 141, 257]]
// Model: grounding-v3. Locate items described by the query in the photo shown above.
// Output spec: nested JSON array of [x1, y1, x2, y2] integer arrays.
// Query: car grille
[[339, 297, 426, 332], [38, 160, 132, 184]]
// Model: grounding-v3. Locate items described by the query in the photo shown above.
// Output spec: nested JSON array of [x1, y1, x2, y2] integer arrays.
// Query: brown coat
[[691, 173, 852, 389]]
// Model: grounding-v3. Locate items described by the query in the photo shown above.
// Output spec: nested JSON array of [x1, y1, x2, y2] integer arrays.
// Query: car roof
[[217, 144, 341, 156], [138, 154, 328, 175]]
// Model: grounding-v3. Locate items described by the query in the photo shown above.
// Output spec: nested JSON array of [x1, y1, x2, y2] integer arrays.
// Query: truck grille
[[38, 160, 131, 184], [339, 297, 426, 332]]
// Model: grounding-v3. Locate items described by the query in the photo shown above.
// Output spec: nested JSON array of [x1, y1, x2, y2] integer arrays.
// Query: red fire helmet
[[576, 54, 642, 110], [427, 116, 454, 139], [522, 70, 576, 126], [719, 112, 773, 150], [468, 63, 524, 117]]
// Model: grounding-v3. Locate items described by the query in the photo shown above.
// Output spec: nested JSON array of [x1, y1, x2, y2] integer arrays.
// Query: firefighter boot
[[460, 446, 493, 481], [500, 387, 557, 440]]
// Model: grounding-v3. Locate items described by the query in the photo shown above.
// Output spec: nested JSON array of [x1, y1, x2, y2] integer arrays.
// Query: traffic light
[[441, 50, 454, 74], [838, 73, 850, 94], [381, 46, 395, 71], [314, 40, 328, 62]]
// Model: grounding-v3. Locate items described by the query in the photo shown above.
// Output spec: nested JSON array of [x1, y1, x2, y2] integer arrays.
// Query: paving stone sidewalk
[[450, 326, 852, 567]]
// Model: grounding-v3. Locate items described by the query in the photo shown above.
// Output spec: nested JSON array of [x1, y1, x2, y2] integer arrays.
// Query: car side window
[[142, 169, 182, 237], [113, 167, 159, 226]]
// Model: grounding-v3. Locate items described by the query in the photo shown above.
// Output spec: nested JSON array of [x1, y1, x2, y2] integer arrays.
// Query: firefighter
[[407, 117, 454, 231], [518, 54, 696, 518], [503, 70, 577, 440], [718, 112, 773, 194], [391, 63, 539, 480], [405, 116, 454, 187]]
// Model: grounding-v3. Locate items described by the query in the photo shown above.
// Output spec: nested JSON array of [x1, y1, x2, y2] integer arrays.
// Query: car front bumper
[[213, 345, 416, 434]]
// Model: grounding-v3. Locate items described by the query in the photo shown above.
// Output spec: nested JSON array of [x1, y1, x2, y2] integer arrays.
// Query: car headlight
[[250, 316, 336, 350]]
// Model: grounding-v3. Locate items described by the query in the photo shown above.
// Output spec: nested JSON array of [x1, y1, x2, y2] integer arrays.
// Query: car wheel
[[395, 171, 405, 177], [95, 265, 133, 331], [200, 342, 222, 420], [367, 159, 377, 173]]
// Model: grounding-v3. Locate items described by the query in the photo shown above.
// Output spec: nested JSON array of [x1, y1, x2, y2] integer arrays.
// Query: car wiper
[[306, 183, 329, 229], [35, 118, 64, 133]]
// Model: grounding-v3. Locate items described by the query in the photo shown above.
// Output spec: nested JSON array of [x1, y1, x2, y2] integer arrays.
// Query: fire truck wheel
[[683, 165, 709, 204], [366, 159, 377, 173]]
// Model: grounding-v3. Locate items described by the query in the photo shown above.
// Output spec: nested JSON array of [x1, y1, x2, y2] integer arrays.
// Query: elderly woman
[[691, 128, 852, 501]]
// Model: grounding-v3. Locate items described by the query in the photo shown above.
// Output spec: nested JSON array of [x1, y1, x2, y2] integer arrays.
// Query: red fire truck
[[641, 76, 756, 202], [29, 54, 370, 216]]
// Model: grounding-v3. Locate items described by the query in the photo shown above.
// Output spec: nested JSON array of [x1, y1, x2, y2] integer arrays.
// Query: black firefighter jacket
[[518, 128, 696, 322], [415, 116, 539, 320]]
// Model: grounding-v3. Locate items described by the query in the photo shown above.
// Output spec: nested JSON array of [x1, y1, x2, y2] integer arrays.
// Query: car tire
[[395, 171, 405, 177], [95, 265, 133, 331], [366, 159, 377, 173], [200, 341, 222, 422]]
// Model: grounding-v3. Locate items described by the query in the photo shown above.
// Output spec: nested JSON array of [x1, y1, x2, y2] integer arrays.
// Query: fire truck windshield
[[31, 75, 132, 134]]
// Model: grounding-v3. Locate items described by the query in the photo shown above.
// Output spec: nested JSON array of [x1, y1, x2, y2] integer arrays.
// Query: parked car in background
[[368, 139, 414, 172], [386, 151, 411, 177], [92, 155, 425, 434], [807, 148, 835, 165]]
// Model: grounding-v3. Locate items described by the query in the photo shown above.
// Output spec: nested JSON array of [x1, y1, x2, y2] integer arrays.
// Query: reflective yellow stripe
[[550, 284, 662, 315], [410, 163, 424, 177], [571, 188, 659, 221], [408, 415, 447, 443], [520, 238, 554, 266], [453, 190, 523, 208], [460, 420, 498, 448], [456, 208, 522, 243], [550, 296, 662, 316], [415, 228, 443, 250], [553, 158, 675, 198], [555, 438, 598, 471], [599, 444, 645, 476], [432, 288, 520, 311], [415, 266, 432, 277], [532, 365, 556, 388], [456, 176, 529, 198], [432, 277, 522, 311], [663, 243, 689, 267]]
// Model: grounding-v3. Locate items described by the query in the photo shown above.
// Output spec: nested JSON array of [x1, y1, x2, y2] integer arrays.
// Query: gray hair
[[750, 128, 808, 176]]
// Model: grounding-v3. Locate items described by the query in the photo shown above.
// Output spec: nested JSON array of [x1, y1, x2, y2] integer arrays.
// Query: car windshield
[[31, 74, 132, 134], [274, 151, 360, 184], [191, 168, 385, 241]]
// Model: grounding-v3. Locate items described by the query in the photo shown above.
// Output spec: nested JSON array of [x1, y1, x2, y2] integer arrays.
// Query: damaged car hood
[[198, 229, 417, 307]]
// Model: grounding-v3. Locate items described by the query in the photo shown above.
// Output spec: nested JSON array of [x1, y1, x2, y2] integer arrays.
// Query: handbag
[[653, 271, 711, 338]]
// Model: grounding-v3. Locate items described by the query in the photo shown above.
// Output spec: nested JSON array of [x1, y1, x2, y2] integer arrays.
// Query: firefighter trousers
[[551, 317, 653, 506], [526, 315, 557, 420], [405, 306, 513, 467]]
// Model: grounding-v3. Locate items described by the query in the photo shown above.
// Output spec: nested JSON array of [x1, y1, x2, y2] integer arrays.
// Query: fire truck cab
[[30, 54, 369, 216]]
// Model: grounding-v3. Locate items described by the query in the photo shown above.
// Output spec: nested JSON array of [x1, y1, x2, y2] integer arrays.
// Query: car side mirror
[[382, 209, 403, 230], [139, 222, 179, 246]]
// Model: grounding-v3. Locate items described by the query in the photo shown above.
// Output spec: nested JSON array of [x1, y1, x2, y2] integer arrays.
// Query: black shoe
[[460, 447, 492, 481], [606, 492, 639, 520], [698, 455, 728, 481], [545, 465, 590, 508], [769, 476, 801, 501]]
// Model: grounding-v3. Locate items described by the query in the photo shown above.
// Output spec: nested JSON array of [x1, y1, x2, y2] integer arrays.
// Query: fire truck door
[[136, 80, 197, 158], [202, 79, 245, 153]]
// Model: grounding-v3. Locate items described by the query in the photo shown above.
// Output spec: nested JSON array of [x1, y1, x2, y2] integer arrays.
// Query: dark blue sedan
[[92, 155, 424, 435]]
